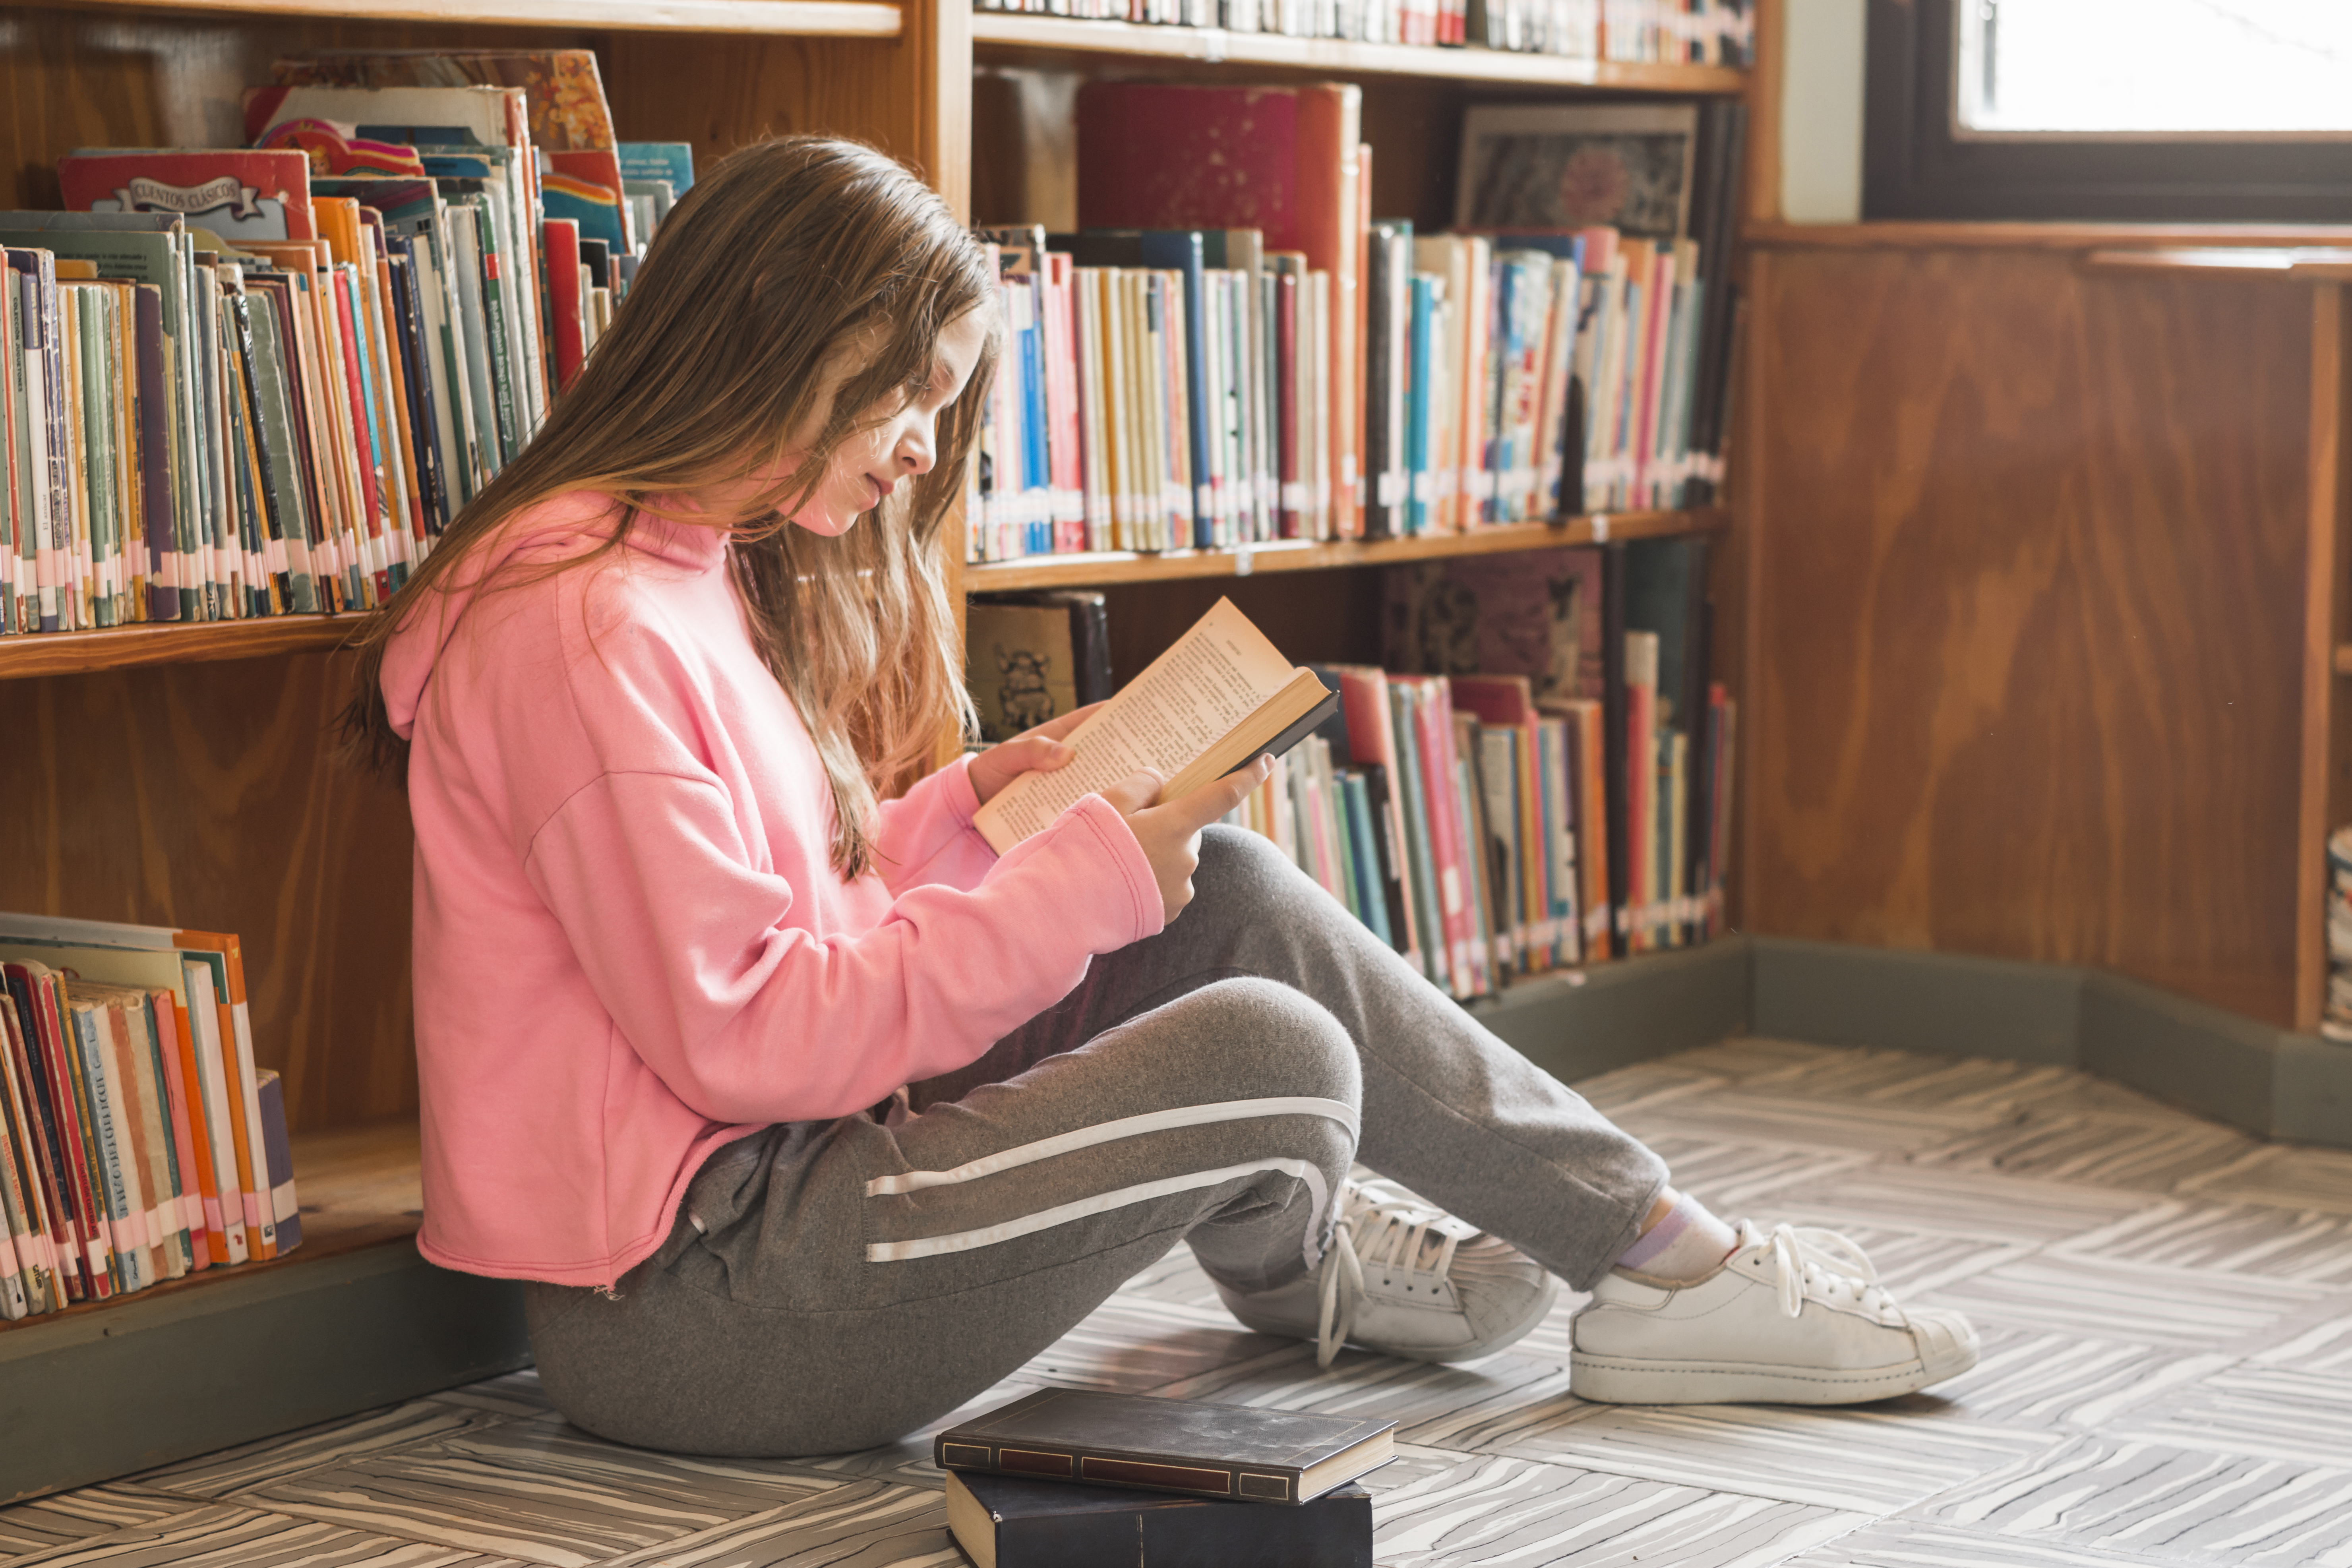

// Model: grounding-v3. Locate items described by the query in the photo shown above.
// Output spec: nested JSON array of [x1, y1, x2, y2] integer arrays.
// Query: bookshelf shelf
[[963, 508, 1728, 590], [971, 14, 1747, 91], [0, 618, 361, 682], [59, 0, 904, 35], [0, 1120, 421, 1337]]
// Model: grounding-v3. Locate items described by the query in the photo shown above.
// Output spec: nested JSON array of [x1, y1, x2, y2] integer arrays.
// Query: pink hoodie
[[383, 493, 1163, 1285]]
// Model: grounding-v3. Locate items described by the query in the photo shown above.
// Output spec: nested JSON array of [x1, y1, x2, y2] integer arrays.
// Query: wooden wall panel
[[1744, 246, 2314, 1023], [0, 652, 417, 1134]]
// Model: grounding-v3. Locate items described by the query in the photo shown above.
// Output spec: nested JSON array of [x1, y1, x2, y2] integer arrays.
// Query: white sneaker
[[1571, 1221, 1979, 1404], [1216, 1178, 1560, 1367]]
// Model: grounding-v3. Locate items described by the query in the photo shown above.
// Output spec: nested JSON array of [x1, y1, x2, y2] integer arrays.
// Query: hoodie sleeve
[[521, 770, 1163, 1127], [870, 753, 998, 896]]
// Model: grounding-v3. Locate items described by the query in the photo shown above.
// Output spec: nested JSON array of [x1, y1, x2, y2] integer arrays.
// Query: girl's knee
[[1172, 976, 1361, 1110]]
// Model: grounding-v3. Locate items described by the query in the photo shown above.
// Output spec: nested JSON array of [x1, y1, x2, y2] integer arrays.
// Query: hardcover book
[[935, 1388, 1394, 1505], [946, 1470, 1372, 1567], [970, 597, 1338, 854]]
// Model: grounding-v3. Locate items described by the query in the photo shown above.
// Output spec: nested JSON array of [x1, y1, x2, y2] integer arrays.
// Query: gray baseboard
[[0, 1240, 529, 1504], [1471, 938, 1750, 1081], [1543, 933, 2352, 1151]]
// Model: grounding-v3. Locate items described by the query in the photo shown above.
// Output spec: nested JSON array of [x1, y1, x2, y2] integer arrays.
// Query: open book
[[973, 597, 1340, 854]]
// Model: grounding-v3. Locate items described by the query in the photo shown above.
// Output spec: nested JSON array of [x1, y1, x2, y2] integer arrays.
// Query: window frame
[[1862, 0, 2352, 223]]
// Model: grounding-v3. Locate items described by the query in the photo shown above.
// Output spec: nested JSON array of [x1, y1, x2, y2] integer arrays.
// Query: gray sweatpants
[[525, 826, 1667, 1456]]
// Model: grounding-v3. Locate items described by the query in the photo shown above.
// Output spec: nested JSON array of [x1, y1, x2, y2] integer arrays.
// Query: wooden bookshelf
[[59, 0, 904, 35], [0, 1119, 423, 1336], [965, 508, 1728, 590], [972, 14, 1746, 91], [0, 618, 362, 682]]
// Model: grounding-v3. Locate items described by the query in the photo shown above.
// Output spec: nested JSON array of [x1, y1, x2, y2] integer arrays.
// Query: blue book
[[1405, 274, 1436, 536], [617, 141, 695, 195], [1341, 770, 1394, 947]]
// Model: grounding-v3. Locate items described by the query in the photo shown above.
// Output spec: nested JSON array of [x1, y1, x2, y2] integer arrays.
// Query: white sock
[[1613, 1191, 1740, 1284]]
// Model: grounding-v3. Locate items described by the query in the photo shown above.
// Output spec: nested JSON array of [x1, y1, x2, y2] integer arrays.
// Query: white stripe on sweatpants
[[862, 1097, 1359, 1196], [865, 1158, 1333, 1265]]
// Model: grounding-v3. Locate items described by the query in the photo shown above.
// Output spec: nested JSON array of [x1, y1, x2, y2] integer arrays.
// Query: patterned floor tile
[[1369, 1452, 1865, 1568], [1564, 1060, 1725, 1118], [1757, 1163, 2159, 1245], [1148, 1341, 1583, 1451], [2111, 1366, 2352, 1467], [2179, 1142, 2352, 1214], [135, 1401, 515, 1499], [1016, 1291, 1287, 1392], [1913, 1325, 2235, 1431], [1909, 1116, 2259, 1194], [431, 1372, 557, 1421], [1918, 1432, 2352, 1566], [2050, 1198, 2352, 1284], [0, 1489, 202, 1562], [243, 1417, 847, 1567], [1740, 1221, 2036, 1298], [1483, 1402, 2055, 1515], [1656, 1039, 1858, 1082], [1922, 1254, 2329, 1347], [2, 1504, 526, 1567], [2248, 1311, 2352, 1376], [1631, 1135, 1874, 1216], [770, 1373, 1060, 1489], [1734, 1050, 2082, 1116], [596, 1480, 954, 1568], [1616, 1094, 2009, 1157], [1786, 1519, 2182, 1566]]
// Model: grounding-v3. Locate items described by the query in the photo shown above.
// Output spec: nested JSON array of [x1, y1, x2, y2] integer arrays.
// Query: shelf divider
[[972, 14, 1747, 91], [964, 508, 1727, 590], [59, 0, 903, 36]]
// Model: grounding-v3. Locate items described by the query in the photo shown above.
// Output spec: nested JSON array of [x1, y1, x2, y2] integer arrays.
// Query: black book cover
[[937, 1388, 1394, 1505], [1600, 541, 1631, 959], [1234, 687, 1344, 779], [1622, 536, 1712, 943], [948, 1471, 1373, 1568], [1363, 220, 1411, 539], [128, 286, 179, 623]]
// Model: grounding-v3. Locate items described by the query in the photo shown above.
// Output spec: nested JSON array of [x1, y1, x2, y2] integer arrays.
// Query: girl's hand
[[969, 702, 1105, 807], [1100, 756, 1274, 923]]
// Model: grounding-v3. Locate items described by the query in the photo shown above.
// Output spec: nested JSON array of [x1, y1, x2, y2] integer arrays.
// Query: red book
[[542, 219, 585, 393], [1400, 676, 1479, 997], [1274, 270, 1300, 539], [56, 149, 314, 242]]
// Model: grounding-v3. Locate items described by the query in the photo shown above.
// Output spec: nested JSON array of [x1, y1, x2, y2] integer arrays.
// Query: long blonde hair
[[342, 136, 997, 879]]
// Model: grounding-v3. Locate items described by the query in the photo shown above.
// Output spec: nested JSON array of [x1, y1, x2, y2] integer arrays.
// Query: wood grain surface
[[1742, 246, 2317, 1023], [0, 651, 418, 1132]]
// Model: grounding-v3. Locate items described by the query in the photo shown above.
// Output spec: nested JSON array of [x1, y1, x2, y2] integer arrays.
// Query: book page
[[974, 597, 1294, 851]]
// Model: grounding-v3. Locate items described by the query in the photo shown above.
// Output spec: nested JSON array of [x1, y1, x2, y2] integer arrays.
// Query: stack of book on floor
[[964, 87, 1744, 562], [0, 912, 298, 1321], [935, 1388, 1391, 1567], [971, 0, 1756, 65], [0, 49, 693, 635]]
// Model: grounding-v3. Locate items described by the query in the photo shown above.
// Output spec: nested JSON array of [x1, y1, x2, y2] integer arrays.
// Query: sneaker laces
[[1752, 1222, 1895, 1320], [1311, 1179, 1472, 1367]]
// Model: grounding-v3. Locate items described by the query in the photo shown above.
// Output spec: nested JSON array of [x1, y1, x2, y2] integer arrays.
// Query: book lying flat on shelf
[[972, 596, 1338, 854], [935, 1388, 1395, 1504], [946, 1469, 1373, 1568]]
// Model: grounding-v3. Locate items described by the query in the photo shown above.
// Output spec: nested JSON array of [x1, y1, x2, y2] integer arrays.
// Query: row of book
[[0, 912, 296, 1322], [968, 85, 1744, 562], [973, 0, 1756, 64], [0, 49, 692, 635], [966, 536, 1729, 1001]]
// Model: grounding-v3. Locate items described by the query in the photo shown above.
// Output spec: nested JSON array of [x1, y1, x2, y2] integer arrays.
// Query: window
[[1863, 0, 2352, 221]]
